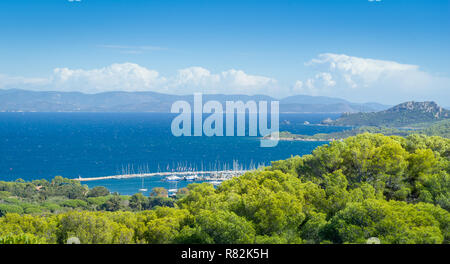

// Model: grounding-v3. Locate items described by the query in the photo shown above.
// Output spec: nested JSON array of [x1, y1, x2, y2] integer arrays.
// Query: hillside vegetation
[[278, 119, 450, 141], [331, 101, 449, 127], [0, 134, 449, 244]]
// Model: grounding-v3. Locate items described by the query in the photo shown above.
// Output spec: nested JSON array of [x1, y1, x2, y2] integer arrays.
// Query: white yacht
[[165, 175, 182, 181], [168, 188, 178, 197], [184, 174, 197, 181]]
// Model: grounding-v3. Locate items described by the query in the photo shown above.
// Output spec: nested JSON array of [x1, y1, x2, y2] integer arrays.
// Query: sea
[[0, 113, 347, 195]]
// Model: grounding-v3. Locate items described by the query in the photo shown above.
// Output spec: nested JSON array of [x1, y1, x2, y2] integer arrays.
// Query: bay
[[0, 112, 346, 194]]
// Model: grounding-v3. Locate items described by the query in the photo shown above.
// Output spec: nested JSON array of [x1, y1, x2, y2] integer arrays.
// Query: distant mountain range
[[0, 89, 390, 113], [329, 101, 450, 127]]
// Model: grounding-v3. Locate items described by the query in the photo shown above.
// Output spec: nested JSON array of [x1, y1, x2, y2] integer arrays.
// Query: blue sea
[[0, 113, 346, 195]]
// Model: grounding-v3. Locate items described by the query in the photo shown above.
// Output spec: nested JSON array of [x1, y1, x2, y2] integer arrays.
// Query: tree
[[143, 208, 190, 244], [0, 233, 46, 244], [150, 187, 168, 198], [148, 197, 174, 209], [176, 188, 189, 198], [129, 193, 148, 211], [87, 186, 110, 197], [56, 211, 116, 244], [192, 210, 256, 244], [325, 199, 447, 244], [0, 204, 23, 217], [99, 195, 123, 212]]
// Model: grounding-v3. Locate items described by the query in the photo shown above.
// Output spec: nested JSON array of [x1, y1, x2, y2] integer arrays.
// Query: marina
[[74, 160, 261, 184], [76, 169, 248, 194], [72, 160, 268, 194], [74, 169, 249, 183]]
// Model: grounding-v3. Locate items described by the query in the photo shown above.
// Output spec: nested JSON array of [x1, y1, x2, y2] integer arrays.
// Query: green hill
[[330, 101, 449, 127]]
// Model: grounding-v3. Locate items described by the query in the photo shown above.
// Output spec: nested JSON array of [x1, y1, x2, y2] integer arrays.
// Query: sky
[[0, 0, 449, 105]]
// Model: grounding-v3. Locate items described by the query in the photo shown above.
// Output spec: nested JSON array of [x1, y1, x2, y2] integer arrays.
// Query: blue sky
[[0, 0, 449, 105]]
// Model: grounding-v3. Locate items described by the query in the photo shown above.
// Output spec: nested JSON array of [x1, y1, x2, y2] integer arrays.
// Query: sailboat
[[165, 175, 182, 181], [184, 174, 198, 181], [138, 177, 148, 192]]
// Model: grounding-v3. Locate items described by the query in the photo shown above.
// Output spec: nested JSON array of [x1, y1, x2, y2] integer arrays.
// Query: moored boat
[[165, 175, 182, 181], [168, 188, 178, 197], [184, 174, 198, 181]]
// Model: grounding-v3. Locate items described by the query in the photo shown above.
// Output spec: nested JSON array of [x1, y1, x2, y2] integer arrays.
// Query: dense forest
[[0, 133, 449, 244]]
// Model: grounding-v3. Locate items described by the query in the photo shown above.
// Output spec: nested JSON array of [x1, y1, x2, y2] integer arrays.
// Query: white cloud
[[306, 53, 418, 87], [291, 72, 336, 96], [171, 67, 277, 94], [295, 53, 450, 104], [0, 64, 278, 96], [315, 72, 336, 87], [50, 63, 165, 93], [173, 67, 217, 87]]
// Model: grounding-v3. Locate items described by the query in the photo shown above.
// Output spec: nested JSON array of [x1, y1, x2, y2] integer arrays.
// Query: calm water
[[0, 113, 345, 195]]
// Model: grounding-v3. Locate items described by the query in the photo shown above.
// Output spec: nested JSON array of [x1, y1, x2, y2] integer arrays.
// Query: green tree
[[150, 187, 168, 198], [87, 186, 110, 197], [129, 193, 148, 211], [99, 195, 124, 212]]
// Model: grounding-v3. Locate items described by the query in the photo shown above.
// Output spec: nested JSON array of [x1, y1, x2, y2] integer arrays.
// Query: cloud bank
[[294, 53, 450, 104], [171, 67, 278, 95], [51, 63, 165, 94], [0, 63, 278, 96], [0, 54, 449, 105]]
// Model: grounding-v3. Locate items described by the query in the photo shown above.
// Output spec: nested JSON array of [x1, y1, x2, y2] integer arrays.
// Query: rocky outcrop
[[386, 101, 449, 118]]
